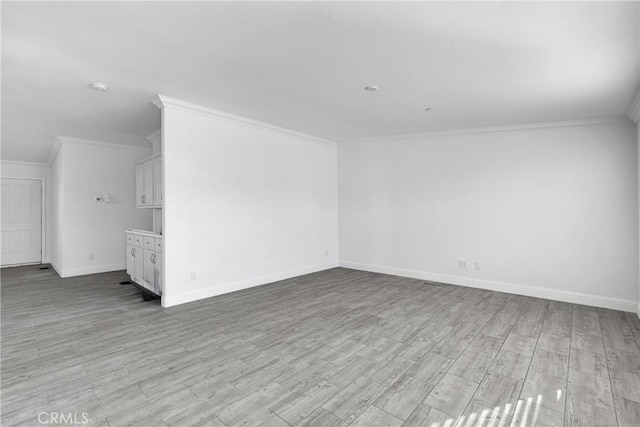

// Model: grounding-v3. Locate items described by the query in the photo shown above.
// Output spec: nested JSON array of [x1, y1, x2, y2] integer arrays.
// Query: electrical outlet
[[457, 260, 466, 269], [190, 272, 196, 281], [475, 261, 481, 270]]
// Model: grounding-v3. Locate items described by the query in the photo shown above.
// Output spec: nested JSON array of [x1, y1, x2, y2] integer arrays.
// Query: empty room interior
[[2, 1, 640, 427]]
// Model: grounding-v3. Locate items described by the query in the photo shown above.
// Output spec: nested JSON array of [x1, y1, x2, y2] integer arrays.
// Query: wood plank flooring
[[2, 265, 639, 426]]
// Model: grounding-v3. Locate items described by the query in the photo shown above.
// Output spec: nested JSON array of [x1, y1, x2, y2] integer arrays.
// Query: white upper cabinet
[[135, 164, 145, 207], [143, 161, 153, 206], [153, 157, 162, 206], [135, 154, 162, 208]]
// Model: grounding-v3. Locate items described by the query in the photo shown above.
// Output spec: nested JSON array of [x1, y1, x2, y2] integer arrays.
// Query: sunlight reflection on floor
[[427, 391, 563, 427]]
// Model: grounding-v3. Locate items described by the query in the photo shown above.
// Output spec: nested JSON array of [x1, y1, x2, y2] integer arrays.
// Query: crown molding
[[56, 136, 150, 151], [150, 95, 338, 148], [47, 137, 63, 166], [629, 88, 640, 124], [48, 136, 149, 166], [146, 129, 162, 145], [347, 117, 634, 144], [149, 92, 635, 145], [1, 159, 49, 167]]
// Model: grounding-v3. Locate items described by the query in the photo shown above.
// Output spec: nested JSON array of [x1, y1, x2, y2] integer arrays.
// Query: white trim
[[348, 117, 633, 143], [340, 260, 638, 313], [150, 95, 338, 148], [136, 153, 161, 164], [1, 262, 40, 268], [49, 135, 150, 167], [55, 263, 126, 278], [629, 88, 640, 124], [637, 302, 640, 320], [55, 136, 151, 151], [146, 130, 162, 145], [161, 262, 339, 307], [1, 160, 48, 167], [47, 137, 63, 166], [50, 259, 63, 277]]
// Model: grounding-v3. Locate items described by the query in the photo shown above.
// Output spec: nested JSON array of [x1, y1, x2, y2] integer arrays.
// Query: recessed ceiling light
[[425, 108, 433, 111], [364, 86, 379, 92], [91, 83, 108, 92]]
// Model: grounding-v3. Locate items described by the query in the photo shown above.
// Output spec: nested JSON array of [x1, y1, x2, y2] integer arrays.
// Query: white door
[[1, 179, 42, 266]]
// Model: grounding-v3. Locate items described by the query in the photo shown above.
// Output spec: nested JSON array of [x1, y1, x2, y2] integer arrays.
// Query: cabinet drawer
[[155, 238, 163, 252], [126, 234, 134, 244], [134, 235, 144, 246], [144, 236, 155, 249]]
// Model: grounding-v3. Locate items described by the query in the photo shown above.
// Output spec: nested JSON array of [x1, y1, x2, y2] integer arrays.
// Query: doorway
[[1, 178, 42, 266]]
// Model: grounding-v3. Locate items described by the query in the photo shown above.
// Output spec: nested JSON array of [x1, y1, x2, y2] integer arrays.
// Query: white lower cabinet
[[126, 244, 135, 277], [143, 249, 155, 291], [134, 246, 144, 285], [153, 253, 162, 295], [125, 231, 163, 299], [126, 244, 144, 284]]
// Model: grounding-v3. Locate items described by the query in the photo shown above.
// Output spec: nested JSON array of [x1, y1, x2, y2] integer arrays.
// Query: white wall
[[339, 121, 639, 311], [159, 98, 339, 307], [637, 122, 640, 316], [1, 161, 52, 263], [50, 138, 152, 277], [51, 148, 64, 270]]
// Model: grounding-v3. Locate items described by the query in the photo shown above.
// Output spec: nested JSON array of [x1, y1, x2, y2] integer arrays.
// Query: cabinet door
[[126, 244, 135, 276], [153, 252, 162, 295], [153, 158, 162, 206], [143, 161, 154, 207], [135, 164, 144, 207], [143, 249, 155, 291], [133, 246, 144, 283]]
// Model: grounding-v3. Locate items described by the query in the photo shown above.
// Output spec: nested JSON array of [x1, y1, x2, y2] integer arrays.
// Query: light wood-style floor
[[2, 265, 640, 426]]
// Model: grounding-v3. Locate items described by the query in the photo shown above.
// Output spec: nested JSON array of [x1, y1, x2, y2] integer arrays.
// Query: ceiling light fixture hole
[[91, 83, 108, 92]]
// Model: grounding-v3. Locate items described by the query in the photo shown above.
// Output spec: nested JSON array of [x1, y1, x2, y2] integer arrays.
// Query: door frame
[[1, 177, 46, 266]]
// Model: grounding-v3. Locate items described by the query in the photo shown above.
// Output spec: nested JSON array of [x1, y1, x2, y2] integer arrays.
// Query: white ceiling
[[2, 1, 638, 163]]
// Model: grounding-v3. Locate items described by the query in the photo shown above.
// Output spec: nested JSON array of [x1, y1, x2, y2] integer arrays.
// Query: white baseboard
[[55, 263, 125, 278], [162, 261, 340, 307], [50, 259, 63, 277], [340, 260, 638, 313]]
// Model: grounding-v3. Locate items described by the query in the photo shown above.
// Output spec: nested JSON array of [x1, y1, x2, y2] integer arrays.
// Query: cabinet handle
[[150, 253, 155, 264], [132, 248, 135, 257], [142, 195, 146, 204]]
